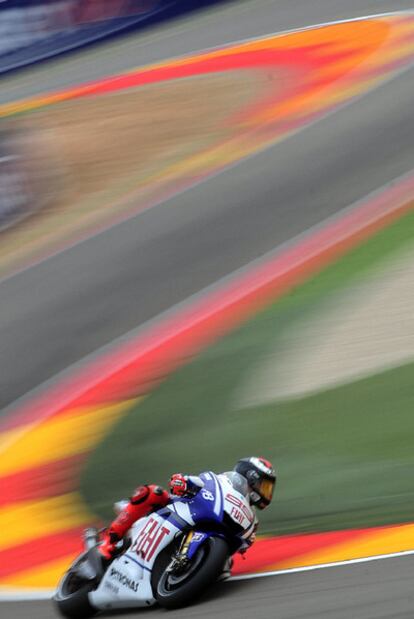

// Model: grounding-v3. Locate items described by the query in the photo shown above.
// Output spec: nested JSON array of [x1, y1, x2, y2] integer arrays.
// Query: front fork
[[166, 530, 194, 574]]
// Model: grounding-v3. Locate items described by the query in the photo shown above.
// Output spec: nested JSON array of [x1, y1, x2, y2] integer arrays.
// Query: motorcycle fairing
[[89, 551, 153, 609], [89, 511, 183, 610], [187, 531, 216, 560]]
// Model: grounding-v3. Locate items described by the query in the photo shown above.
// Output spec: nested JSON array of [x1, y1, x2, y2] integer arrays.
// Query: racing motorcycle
[[54, 471, 256, 616]]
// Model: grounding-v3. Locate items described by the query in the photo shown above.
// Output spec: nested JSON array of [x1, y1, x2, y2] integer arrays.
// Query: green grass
[[80, 208, 414, 535]]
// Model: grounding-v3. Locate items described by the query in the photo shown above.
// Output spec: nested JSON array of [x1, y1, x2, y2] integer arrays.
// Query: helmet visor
[[257, 477, 275, 503]]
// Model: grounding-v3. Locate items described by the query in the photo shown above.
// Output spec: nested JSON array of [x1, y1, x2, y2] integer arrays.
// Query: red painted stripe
[[0, 529, 86, 579], [0, 455, 84, 506], [66, 48, 321, 99], [232, 528, 375, 575]]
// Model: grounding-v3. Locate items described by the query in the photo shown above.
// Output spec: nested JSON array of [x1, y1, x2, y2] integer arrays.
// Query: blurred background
[[1, 0, 414, 615]]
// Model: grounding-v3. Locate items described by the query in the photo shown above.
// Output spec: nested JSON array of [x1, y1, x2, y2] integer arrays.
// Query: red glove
[[169, 473, 188, 496]]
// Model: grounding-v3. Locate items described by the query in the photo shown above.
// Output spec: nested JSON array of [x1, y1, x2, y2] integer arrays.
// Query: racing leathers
[[99, 484, 169, 559], [98, 473, 257, 560]]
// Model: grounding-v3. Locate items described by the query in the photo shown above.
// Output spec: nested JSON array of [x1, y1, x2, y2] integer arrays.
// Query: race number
[[201, 490, 214, 501]]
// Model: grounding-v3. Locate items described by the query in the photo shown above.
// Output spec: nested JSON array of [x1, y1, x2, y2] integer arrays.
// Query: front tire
[[155, 537, 229, 609], [54, 552, 97, 619]]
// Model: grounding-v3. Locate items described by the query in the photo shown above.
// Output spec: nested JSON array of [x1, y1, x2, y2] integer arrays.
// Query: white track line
[[231, 548, 414, 581], [0, 589, 55, 602], [2, 548, 414, 601]]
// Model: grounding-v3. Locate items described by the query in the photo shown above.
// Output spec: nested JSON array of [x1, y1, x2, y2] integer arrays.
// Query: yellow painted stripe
[[273, 524, 414, 570], [0, 493, 92, 551], [0, 426, 31, 453], [0, 554, 75, 589], [0, 399, 138, 476]]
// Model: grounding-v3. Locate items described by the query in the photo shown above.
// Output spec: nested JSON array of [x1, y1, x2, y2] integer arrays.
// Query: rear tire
[[155, 537, 229, 609], [54, 552, 97, 619], [54, 585, 96, 619]]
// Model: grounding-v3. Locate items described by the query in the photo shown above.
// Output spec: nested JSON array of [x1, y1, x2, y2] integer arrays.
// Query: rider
[[98, 456, 276, 560]]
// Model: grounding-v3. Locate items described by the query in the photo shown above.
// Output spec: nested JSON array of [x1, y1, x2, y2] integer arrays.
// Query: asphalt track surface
[[4, 555, 414, 618], [2, 0, 414, 616]]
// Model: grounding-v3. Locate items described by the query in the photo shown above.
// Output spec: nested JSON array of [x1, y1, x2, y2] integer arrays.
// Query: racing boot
[[217, 557, 234, 581]]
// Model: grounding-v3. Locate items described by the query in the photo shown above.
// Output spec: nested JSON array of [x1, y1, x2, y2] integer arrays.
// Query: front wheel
[[155, 536, 229, 609], [54, 551, 98, 619]]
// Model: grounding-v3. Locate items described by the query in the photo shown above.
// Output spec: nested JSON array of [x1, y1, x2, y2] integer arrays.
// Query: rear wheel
[[54, 552, 97, 619], [155, 537, 229, 609]]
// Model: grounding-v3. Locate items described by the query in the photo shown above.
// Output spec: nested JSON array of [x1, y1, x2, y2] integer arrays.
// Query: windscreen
[[222, 471, 249, 497]]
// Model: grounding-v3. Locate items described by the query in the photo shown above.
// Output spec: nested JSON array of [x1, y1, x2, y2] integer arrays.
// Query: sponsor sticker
[[109, 567, 139, 593]]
